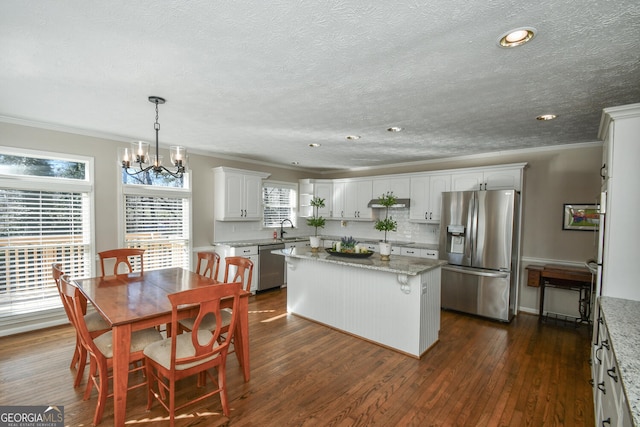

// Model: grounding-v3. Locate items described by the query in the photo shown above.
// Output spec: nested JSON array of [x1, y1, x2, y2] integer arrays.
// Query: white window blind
[[0, 148, 93, 333], [123, 194, 190, 270], [263, 181, 297, 227]]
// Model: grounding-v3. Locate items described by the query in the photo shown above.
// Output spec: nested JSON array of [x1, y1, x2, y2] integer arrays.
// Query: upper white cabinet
[[597, 103, 640, 301], [314, 181, 333, 217], [450, 168, 522, 191], [214, 167, 270, 221], [299, 179, 333, 218], [333, 179, 372, 220], [372, 176, 410, 199], [409, 174, 450, 223]]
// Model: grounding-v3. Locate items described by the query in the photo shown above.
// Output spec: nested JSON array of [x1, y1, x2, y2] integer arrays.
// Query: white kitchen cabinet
[[409, 174, 450, 223], [450, 168, 522, 191], [214, 167, 270, 221], [215, 244, 259, 293], [372, 176, 410, 199], [315, 181, 333, 217], [299, 179, 333, 218], [597, 103, 640, 301], [400, 247, 439, 259], [332, 179, 372, 220], [591, 300, 634, 427]]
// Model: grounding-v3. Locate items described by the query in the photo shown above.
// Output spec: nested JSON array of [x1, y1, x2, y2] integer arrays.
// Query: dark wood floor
[[0, 288, 594, 426]]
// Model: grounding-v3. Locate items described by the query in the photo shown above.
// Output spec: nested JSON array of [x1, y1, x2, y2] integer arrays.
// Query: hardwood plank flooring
[[0, 288, 594, 426]]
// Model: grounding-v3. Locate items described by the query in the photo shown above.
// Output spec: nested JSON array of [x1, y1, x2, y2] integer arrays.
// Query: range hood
[[367, 198, 411, 208]]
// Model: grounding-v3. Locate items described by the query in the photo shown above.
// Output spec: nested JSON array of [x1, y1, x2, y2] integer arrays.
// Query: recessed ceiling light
[[309, 143, 321, 148], [346, 135, 361, 140], [498, 27, 536, 48], [536, 114, 558, 121], [387, 126, 403, 132]]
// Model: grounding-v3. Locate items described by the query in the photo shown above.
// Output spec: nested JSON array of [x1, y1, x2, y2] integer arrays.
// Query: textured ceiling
[[1, 1, 639, 173]]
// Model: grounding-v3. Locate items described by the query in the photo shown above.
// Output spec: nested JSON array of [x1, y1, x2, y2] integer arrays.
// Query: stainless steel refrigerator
[[438, 190, 520, 322]]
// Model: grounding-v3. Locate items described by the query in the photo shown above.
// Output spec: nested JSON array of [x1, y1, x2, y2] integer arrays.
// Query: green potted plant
[[306, 196, 326, 250], [374, 192, 398, 260]]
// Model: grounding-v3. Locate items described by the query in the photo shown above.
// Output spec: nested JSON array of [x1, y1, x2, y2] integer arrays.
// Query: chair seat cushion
[[94, 328, 163, 358], [144, 329, 220, 370], [177, 309, 232, 332], [85, 311, 109, 332]]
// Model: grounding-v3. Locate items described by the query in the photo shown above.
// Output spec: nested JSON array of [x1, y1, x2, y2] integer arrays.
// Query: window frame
[[262, 180, 298, 229], [117, 164, 193, 271], [0, 145, 95, 336]]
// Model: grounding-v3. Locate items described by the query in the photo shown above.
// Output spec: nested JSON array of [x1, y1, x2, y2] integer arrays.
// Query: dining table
[[74, 267, 251, 426]]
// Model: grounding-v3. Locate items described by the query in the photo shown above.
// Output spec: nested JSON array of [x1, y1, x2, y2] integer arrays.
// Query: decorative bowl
[[325, 248, 374, 258]]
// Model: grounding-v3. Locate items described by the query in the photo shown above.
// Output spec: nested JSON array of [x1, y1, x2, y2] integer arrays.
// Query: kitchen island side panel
[[285, 256, 440, 357]]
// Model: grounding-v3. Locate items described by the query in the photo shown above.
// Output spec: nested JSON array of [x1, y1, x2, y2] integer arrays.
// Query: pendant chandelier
[[121, 96, 186, 179]]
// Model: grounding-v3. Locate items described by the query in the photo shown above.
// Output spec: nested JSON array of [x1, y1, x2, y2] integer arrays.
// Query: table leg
[[539, 281, 546, 322], [235, 295, 250, 382], [112, 324, 132, 426]]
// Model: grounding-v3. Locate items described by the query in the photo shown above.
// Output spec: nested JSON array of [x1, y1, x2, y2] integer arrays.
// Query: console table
[[526, 264, 594, 323]]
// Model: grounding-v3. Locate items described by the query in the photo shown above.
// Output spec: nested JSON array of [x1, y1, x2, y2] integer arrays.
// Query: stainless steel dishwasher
[[258, 243, 285, 291]]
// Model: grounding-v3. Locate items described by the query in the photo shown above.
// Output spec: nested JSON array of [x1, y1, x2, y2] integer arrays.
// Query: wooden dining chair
[[143, 281, 242, 425], [52, 263, 110, 387], [59, 274, 163, 426], [195, 251, 221, 281], [222, 256, 254, 292], [177, 256, 253, 336], [98, 248, 145, 277]]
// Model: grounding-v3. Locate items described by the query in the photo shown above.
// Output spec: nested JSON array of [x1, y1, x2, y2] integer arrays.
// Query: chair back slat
[[98, 248, 145, 277], [196, 251, 221, 281], [223, 256, 254, 292]]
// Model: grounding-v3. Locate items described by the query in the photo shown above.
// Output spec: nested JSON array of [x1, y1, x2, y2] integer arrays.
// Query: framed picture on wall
[[562, 204, 600, 231]]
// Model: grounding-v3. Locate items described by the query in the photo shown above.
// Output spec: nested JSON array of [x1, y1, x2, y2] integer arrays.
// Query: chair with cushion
[[53, 263, 110, 387], [222, 256, 254, 292], [195, 251, 221, 281], [144, 281, 242, 425], [98, 248, 145, 277], [177, 256, 253, 335], [59, 274, 162, 425]]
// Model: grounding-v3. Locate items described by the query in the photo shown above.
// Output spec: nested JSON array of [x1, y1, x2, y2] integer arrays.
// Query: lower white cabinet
[[215, 244, 259, 293], [591, 300, 634, 427], [400, 247, 439, 259]]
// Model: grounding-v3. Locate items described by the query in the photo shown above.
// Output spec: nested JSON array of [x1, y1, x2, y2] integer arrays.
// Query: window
[[262, 181, 297, 228], [120, 169, 191, 271], [0, 147, 93, 333]]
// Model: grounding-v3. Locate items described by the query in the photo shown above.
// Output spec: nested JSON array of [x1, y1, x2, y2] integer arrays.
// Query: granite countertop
[[275, 246, 446, 276], [214, 236, 439, 251], [214, 237, 308, 247], [600, 296, 640, 426]]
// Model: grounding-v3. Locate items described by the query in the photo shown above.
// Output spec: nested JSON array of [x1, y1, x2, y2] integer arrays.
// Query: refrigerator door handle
[[467, 193, 477, 260], [443, 265, 510, 279]]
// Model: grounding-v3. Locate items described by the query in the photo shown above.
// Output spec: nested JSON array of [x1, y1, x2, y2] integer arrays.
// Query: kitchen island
[[277, 247, 446, 358]]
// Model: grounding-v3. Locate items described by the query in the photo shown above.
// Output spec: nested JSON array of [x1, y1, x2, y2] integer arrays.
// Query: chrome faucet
[[280, 218, 294, 238]]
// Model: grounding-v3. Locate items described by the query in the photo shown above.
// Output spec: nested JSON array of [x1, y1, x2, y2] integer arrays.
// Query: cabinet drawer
[[422, 249, 439, 259], [401, 247, 421, 257], [233, 245, 258, 256]]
